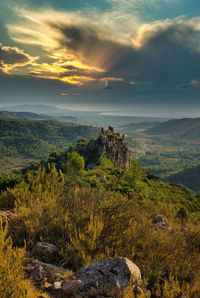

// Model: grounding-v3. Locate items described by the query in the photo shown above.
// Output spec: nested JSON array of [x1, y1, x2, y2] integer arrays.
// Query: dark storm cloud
[[48, 22, 134, 70], [0, 44, 32, 67], [48, 21, 200, 90], [114, 22, 200, 87]]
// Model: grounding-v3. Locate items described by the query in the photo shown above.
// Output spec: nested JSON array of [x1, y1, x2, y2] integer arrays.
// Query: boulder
[[74, 257, 145, 297], [24, 257, 146, 297], [35, 242, 58, 262], [152, 215, 170, 230]]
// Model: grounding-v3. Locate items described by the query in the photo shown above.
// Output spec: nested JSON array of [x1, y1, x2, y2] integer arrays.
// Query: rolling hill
[[0, 117, 99, 172], [146, 118, 200, 139], [119, 121, 159, 130], [164, 164, 200, 192], [0, 111, 52, 120]]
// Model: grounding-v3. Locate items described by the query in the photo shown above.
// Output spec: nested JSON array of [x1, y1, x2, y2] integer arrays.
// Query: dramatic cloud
[[54, 18, 200, 90], [0, 44, 36, 73], [106, 19, 200, 90], [4, 7, 200, 98], [48, 22, 134, 71]]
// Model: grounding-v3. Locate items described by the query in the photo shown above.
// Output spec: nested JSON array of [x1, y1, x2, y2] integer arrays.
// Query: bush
[[66, 152, 85, 174], [0, 220, 26, 298]]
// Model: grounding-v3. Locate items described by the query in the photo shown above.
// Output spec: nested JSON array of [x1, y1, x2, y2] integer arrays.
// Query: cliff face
[[78, 126, 132, 169]]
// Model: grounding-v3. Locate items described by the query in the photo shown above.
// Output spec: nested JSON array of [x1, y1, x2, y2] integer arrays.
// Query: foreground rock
[[74, 257, 145, 297], [24, 257, 146, 297], [23, 258, 66, 286], [35, 242, 58, 263]]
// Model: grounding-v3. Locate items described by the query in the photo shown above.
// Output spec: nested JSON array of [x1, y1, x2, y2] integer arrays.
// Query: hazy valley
[[1, 107, 200, 193]]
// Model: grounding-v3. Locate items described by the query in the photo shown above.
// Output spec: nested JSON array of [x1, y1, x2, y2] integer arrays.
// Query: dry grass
[[26, 280, 50, 298]]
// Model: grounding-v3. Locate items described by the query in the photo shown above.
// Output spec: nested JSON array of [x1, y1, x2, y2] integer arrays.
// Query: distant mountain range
[[0, 111, 52, 120], [0, 104, 69, 116], [146, 118, 200, 139], [0, 104, 167, 127]]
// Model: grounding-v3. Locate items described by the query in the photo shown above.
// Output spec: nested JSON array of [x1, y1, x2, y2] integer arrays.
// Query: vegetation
[[119, 121, 200, 192], [0, 146, 200, 297], [0, 117, 99, 172], [164, 164, 200, 192], [0, 221, 26, 297], [146, 118, 200, 139], [1, 118, 200, 296], [2, 116, 200, 192], [0, 111, 51, 120]]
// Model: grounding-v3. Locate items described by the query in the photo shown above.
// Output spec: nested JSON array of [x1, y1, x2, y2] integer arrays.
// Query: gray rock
[[24, 257, 146, 297], [61, 280, 83, 295], [35, 242, 58, 262], [74, 257, 145, 297], [23, 258, 65, 286]]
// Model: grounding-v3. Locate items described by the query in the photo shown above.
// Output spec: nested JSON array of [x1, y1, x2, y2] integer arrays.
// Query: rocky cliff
[[78, 126, 132, 169]]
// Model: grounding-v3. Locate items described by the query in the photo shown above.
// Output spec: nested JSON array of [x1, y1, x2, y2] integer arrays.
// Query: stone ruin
[[78, 126, 132, 169]]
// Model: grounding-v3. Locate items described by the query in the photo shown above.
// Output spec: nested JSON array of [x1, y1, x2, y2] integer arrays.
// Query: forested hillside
[[0, 118, 99, 172], [164, 164, 200, 192], [1, 131, 200, 297], [146, 118, 200, 139]]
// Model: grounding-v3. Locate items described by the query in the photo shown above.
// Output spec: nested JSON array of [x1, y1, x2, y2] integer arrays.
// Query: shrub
[[0, 220, 26, 298]]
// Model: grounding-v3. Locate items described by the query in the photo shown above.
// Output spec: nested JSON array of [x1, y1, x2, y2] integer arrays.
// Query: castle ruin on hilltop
[[78, 126, 132, 169]]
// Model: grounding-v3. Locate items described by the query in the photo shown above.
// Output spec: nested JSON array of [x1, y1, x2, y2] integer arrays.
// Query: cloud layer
[[6, 8, 200, 88], [0, 44, 36, 73], [0, 4, 199, 114]]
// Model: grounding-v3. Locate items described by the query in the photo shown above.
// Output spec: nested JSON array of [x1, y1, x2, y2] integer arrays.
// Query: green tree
[[99, 153, 114, 170], [123, 159, 145, 187], [66, 152, 85, 174]]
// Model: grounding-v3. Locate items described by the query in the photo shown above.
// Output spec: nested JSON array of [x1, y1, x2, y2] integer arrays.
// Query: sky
[[0, 0, 200, 116]]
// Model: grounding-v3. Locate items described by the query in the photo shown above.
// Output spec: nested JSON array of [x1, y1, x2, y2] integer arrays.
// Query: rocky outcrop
[[78, 126, 132, 169], [24, 257, 146, 297]]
